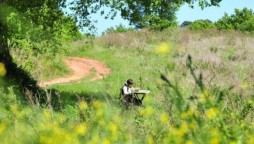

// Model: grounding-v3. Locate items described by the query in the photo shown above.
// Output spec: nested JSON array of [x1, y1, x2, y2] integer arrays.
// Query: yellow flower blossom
[[0, 63, 7, 77], [103, 139, 110, 144], [206, 108, 218, 120], [160, 112, 169, 124], [147, 135, 154, 144], [108, 122, 118, 140], [75, 123, 88, 136], [210, 137, 220, 144], [240, 81, 248, 89], [247, 136, 254, 144], [186, 140, 193, 144], [145, 106, 154, 116], [0, 122, 6, 135], [92, 100, 101, 108], [96, 108, 104, 117], [181, 109, 193, 119], [200, 88, 208, 103], [177, 121, 189, 137], [138, 108, 145, 116], [155, 42, 170, 54], [79, 101, 88, 110]]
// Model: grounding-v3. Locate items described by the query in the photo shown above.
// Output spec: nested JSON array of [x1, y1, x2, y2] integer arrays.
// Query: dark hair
[[127, 79, 134, 84]]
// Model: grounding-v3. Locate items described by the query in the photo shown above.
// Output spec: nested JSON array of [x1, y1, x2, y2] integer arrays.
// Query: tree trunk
[[0, 22, 41, 102]]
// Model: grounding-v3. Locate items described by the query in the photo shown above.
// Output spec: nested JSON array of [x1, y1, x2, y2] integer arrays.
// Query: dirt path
[[38, 57, 111, 87]]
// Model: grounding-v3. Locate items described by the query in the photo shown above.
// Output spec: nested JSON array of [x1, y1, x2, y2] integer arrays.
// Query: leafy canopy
[[188, 19, 215, 30], [68, 0, 222, 30], [216, 8, 254, 32]]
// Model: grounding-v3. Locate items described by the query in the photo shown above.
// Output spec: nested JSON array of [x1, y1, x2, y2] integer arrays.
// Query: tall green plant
[[216, 8, 254, 32], [188, 19, 215, 30]]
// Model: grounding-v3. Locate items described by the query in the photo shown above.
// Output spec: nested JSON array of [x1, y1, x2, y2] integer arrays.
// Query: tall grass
[[0, 28, 253, 143]]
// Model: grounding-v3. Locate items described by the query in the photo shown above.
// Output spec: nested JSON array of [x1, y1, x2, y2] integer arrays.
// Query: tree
[[117, 0, 178, 30], [188, 19, 215, 30], [215, 8, 254, 32], [181, 21, 192, 27], [0, 1, 79, 99], [68, 0, 222, 30], [0, 0, 222, 99]]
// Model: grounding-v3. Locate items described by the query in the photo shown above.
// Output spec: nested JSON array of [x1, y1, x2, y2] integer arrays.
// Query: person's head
[[126, 79, 134, 87]]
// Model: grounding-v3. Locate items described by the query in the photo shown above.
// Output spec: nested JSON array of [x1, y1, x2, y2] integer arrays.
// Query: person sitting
[[120, 79, 141, 107]]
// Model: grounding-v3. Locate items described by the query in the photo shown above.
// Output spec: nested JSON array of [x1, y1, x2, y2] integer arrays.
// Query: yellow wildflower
[[108, 122, 118, 140], [96, 108, 104, 117], [0, 122, 6, 134], [103, 139, 110, 144], [145, 106, 154, 116], [177, 121, 188, 137], [186, 140, 193, 144], [92, 100, 101, 108], [75, 123, 88, 136], [147, 135, 154, 144], [160, 112, 169, 124], [206, 108, 218, 120], [155, 42, 170, 54], [181, 109, 193, 119], [200, 88, 208, 103], [0, 63, 7, 76], [247, 136, 254, 144], [210, 137, 220, 144], [240, 81, 248, 89], [138, 108, 145, 116], [79, 101, 88, 110]]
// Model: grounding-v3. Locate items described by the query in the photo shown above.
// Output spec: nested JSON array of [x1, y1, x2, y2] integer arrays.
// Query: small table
[[133, 90, 150, 101]]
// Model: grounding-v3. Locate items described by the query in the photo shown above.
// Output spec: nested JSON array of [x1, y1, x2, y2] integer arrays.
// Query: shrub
[[102, 24, 135, 35], [215, 8, 254, 32], [180, 21, 192, 27], [188, 19, 215, 30], [141, 15, 177, 31]]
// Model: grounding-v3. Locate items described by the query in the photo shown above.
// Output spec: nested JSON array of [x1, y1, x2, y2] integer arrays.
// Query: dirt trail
[[38, 57, 111, 87]]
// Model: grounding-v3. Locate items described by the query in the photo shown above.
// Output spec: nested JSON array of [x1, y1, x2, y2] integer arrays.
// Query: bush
[[188, 19, 215, 30], [102, 24, 135, 35], [180, 21, 192, 27], [215, 8, 254, 32], [141, 15, 177, 31]]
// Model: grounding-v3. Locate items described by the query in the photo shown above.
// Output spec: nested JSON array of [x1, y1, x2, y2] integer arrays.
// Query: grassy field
[[0, 29, 253, 143]]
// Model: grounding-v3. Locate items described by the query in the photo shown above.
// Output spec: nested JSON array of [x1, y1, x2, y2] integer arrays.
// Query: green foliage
[[141, 15, 177, 31], [188, 19, 215, 30], [180, 21, 192, 27], [68, 0, 222, 32], [215, 8, 254, 32], [118, 0, 178, 29], [1, 29, 254, 143], [0, 3, 81, 81], [102, 24, 135, 35]]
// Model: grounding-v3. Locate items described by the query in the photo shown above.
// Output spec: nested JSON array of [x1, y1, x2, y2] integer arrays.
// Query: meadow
[[0, 28, 253, 143]]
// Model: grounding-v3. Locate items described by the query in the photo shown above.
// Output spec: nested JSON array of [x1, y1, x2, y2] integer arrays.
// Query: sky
[[83, 0, 254, 36]]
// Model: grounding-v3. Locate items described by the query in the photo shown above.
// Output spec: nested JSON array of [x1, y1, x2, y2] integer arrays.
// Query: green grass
[[1, 29, 254, 144], [52, 43, 172, 108]]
